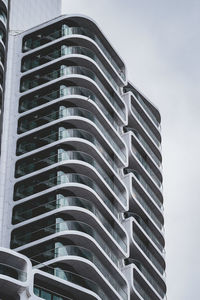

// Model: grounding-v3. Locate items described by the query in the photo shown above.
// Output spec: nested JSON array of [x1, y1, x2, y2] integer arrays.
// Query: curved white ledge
[[12, 205, 128, 257], [19, 73, 126, 126], [16, 116, 127, 167], [35, 256, 126, 300]]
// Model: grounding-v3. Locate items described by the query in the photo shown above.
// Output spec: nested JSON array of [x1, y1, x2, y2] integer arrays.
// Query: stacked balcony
[[123, 82, 166, 299], [11, 16, 129, 300]]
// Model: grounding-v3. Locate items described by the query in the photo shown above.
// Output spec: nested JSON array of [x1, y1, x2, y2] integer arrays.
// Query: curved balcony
[[125, 258, 165, 298], [17, 106, 126, 162], [132, 144, 162, 189], [128, 128, 161, 169], [0, 10, 6, 29], [125, 85, 160, 129], [41, 266, 109, 300], [125, 212, 164, 253], [1, 0, 8, 9], [15, 148, 126, 206], [30, 245, 127, 300], [126, 169, 163, 210], [22, 23, 125, 80], [17, 126, 119, 172], [132, 229, 164, 276], [131, 103, 160, 146], [14, 171, 119, 218], [22, 45, 119, 92], [13, 194, 126, 252], [131, 184, 162, 231], [19, 85, 120, 131], [0, 263, 27, 282], [11, 218, 119, 266], [20, 65, 125, 120]]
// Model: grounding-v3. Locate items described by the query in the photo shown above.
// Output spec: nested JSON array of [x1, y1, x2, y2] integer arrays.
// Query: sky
[[62, 0, 200, 299]]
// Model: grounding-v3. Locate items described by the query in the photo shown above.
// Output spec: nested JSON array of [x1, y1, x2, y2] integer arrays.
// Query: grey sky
[[62, 0, 200, 298]]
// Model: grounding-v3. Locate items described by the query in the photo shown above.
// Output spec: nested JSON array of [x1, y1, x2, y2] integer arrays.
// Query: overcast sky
[[62, 0, 200, 298]]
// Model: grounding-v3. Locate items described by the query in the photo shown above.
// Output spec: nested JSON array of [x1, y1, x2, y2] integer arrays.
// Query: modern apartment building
[[0, 1, 166, 299]]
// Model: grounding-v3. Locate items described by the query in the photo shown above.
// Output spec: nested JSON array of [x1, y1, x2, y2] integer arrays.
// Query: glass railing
[[126, 258, 165, 298], [132, 145, 161, 188], [130, 128, 161, 168], [13, 195, 126, 251], [14, 172, 118, 218], [134, 278, 152, 300], [18, 106, 126, 161], [132, 186, 162, 230], [23, 25, 125, 80], [22, 45, 119, 92], [133, 231, 164, 275], [17, 127, 118, 172], [12, 219, 119, 266], [0, 11, 7, 24], [31, 245, 127, 300], [125, 88, 160, 128], [40, 266, 110, 300], [131, 104, 160, 147], [20, 65, 125, 119], [16, 150, 126, 206], [125, 212, 163, 252], [19, 85, 119, 131], [126, 168, 162, 209], [34, 284, 73, 300], [0, 262, 27, 282]]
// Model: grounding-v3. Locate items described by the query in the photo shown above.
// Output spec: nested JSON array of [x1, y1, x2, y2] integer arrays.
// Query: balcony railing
[[133, 231, 164, 275], [132, 186, 162, 230], [23, 24, 125, 80], [16, 149, 126, 206], [127, 88, 160, 128], [41, 266, 110, 300], [12, 219, 119, 266], [0, 11, 7, 25], [132, 145, 161, 188], [22, 45, 119, 92], [14, 172, 119, 219], [127, 168, 162, 209], [17, 127, 118, 172], [125, 212, 163, 252], [13, 194, 126, 251], [134, 278, 152, 300], [31, 245, 127, 300], [126, 258, 165, 298], [19, 85, 120, 131], [131, 104, 160, 147], [130, 128, 161, 168], [20, 65, 125, 119], [0, 262, 27, 282], [18, 106, 126, 162]]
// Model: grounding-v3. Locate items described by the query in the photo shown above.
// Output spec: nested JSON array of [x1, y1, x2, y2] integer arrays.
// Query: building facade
[[0, 2, 166, 300]]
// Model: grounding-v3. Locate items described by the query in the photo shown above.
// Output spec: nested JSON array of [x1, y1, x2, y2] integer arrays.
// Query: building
[[0, 1, 166, 299]]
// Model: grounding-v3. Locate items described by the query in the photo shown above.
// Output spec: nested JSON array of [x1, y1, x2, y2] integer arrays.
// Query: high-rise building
[[0, 1, 166, 299]]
